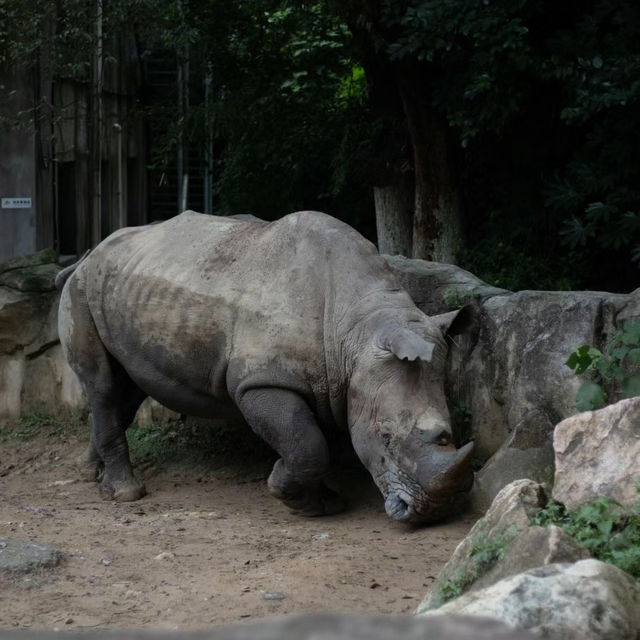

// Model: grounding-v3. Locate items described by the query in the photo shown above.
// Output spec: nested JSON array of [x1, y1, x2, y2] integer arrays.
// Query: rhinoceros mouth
[[384, 492, 412, 522]]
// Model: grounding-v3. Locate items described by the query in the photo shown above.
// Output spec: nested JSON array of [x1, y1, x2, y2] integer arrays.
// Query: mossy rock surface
[[0, 249, 57, 275], [0, 250, 60, 292]]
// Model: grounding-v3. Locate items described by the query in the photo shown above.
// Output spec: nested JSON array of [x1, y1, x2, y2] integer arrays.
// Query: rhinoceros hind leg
[[237, 387, 344, 516], [60, 268, 147, 501], [90, 392, 147, 502]]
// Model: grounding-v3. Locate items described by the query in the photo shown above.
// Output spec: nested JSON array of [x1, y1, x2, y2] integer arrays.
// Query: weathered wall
[[0, 68, 37, 261]]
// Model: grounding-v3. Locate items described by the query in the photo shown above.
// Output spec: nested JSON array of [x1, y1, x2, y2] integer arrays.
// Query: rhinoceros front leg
[[237, 388, 344, 516]]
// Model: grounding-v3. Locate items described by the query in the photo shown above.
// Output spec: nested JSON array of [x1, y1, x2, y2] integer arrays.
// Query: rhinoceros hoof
[[76, 449, 104, 483], [114, 484, 147, 502], [299, 491, 345, 517], [99, 480, 146, 502], [275, 485, 345, 517]]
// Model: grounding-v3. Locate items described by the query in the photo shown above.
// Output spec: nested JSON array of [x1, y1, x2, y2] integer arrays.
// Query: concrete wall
[[0, 68, 37, 260]]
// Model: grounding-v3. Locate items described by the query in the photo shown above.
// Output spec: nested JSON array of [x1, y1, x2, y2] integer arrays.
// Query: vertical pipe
[[91, 0, 104, 244], [204, 64, 213, 214], [177, 52, 184, 213], [176, 0, 190, 213], [113, 123, 124, 228]]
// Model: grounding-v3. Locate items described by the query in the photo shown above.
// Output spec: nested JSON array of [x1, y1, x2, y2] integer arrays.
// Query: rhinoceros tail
[[55, 250, 91, 290]]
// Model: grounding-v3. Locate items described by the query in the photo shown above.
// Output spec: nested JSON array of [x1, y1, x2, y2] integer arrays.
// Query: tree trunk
[[397, 68, 463, 263], [374, 171, 414, 255]]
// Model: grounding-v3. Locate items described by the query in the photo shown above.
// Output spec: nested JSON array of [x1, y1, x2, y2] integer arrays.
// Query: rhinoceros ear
[[384, 328, 436, 362], [431, 304, 476, 339]]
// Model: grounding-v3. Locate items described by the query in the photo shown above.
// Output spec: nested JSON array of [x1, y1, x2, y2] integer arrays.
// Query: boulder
[[470, 409, 555, 512], [553, 397, 640, 509], [1, 613, 538, 639], [418, 479, 549, 611], [420, 559, 640, 640]]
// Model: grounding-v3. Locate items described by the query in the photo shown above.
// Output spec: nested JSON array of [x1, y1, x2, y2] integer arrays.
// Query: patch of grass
[[0, 410, 87, 443], [533, 493, 640, 580], [434, 525, 519, 606]]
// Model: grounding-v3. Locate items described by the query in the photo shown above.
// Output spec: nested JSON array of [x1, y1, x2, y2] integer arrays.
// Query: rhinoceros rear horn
[[431, 304, 476, 339], [384, 328, 436, 362]]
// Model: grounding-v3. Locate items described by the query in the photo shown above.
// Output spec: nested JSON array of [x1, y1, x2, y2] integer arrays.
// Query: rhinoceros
[[57, 211, 474, 523]]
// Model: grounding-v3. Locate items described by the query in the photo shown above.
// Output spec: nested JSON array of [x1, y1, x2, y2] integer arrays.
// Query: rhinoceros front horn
[[422, 441, 474, 495]]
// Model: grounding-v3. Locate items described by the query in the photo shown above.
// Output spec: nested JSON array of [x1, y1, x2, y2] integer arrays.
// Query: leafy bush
[[458, 238, 584, 292], [566, 318, 640, 411], [533, 495, 640, 580], [125, 419, 274, 469]]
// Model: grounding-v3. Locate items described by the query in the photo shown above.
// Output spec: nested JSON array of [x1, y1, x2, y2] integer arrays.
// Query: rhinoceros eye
[[436, 431, 451, 446]]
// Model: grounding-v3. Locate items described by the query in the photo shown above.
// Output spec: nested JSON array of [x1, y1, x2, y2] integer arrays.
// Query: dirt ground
[[0, 420, 475, 631]]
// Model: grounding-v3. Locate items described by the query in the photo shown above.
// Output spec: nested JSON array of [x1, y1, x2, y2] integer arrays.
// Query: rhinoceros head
[[347, 306, 475, 523]]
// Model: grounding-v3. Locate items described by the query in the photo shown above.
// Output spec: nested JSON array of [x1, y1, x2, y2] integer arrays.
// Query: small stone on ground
[[0, 537, 62, 573]]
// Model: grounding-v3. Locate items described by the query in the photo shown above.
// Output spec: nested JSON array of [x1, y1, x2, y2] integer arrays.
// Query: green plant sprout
[[442, 286, 481, 309]]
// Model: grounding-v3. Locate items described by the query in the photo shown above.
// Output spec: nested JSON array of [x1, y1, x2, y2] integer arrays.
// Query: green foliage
[[566, 318, 640, 411], [369, 0, 640, 289], [458, 238, 583, 291], [139, 0, 374, 230], [442, 286, 480, 309], [533, 496, 640, 580]]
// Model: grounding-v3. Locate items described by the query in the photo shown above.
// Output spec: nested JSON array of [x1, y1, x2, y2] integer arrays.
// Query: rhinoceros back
[[76, 211, 382, 418]]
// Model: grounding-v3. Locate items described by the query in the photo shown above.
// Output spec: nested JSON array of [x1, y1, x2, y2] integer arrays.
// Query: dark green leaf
[[575, 382, 606, 412], [622, 375, 640, 398]]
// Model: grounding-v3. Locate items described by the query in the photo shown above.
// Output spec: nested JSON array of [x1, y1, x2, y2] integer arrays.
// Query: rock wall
[[0, 250, 84, 425]]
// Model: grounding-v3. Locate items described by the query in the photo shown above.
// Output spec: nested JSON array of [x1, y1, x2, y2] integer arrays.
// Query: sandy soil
[[0, 421, 475, 631]]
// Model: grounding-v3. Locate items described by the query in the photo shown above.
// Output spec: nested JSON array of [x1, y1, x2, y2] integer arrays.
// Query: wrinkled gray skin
[[58, 211, 474, 523]]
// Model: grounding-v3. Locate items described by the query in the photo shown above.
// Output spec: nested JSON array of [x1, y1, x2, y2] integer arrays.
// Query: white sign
[[1, 197, 32, 209]]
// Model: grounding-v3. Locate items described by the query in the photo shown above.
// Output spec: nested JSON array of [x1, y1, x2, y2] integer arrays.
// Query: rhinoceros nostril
[[385, 493, 411, 522]]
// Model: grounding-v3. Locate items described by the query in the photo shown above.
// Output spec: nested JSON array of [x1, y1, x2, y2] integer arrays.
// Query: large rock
[[470, 409, 555, 512], [386, 256, 640, 509], [0, 613, 537, 639], [419, 479, 550, 611], [420, 559, 640, 640], [553, 397, 640, 509]]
